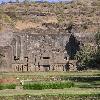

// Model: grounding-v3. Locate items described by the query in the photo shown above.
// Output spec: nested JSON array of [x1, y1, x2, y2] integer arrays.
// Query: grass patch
[[61, 76, 100, 82], [23, 81, 74, 90], [75, 81, 100, 88], [0, 88, 100, 96], [0, 93, 100, 100], [0, 84, 16, 90]]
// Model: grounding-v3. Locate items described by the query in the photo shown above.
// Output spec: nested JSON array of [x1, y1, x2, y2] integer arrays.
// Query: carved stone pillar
[[20, 35, 25, 61]]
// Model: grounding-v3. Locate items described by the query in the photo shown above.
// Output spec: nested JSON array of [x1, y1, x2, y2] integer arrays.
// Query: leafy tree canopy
[[65, 34, 80, 60]]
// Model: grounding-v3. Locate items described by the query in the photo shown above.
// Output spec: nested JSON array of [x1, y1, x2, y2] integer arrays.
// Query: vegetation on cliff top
[[0, 0, 99, 33]]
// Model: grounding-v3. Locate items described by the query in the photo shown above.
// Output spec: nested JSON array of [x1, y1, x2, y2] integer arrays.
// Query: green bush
[[23, 81, 75, 90], [23, 83, 43, 90], [4, 84, 16, 89], [76, 32, 100, 70], [0, 84, 16, 90], [0, 84, 4, 90], [75, 44, 97, 70]]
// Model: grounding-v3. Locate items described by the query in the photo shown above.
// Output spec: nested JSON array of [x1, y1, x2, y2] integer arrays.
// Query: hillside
[[0, 0, 99, 34]]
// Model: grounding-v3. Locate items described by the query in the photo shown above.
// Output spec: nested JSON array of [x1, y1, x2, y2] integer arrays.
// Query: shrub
[[4, 84, 16, 89], [0, 84, 3, 90], [0, 84, 16, 90], [23, 83, 43, 90], [75, 44, 97, 70], [23, 81, 75, 90], [76, 32, 100, 70]]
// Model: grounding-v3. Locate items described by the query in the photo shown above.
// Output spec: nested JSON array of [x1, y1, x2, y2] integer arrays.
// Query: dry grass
[[0, 70, 100, 77], [0, 0, 100, 33], [0, 88, 100, 96]]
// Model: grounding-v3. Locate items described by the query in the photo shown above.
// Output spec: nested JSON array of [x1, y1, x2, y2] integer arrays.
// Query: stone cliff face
[[0, 0, 99, 71], [11, 32, 68, 72], [0, 28, 94, 72]]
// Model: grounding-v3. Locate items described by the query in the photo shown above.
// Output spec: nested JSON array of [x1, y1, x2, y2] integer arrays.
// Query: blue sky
[[0, 0, 72, 3]]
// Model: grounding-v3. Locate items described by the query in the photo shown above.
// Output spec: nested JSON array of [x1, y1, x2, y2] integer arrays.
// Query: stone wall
[[11, 33, 69, 72], [0, 30, 95, 72], [0, 46, 12, 72]]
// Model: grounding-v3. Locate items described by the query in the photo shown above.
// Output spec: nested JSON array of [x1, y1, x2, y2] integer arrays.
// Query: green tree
[[65, 34, 80, 60], [76, 32, 100, 70], [75, 44, 96, 70]]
